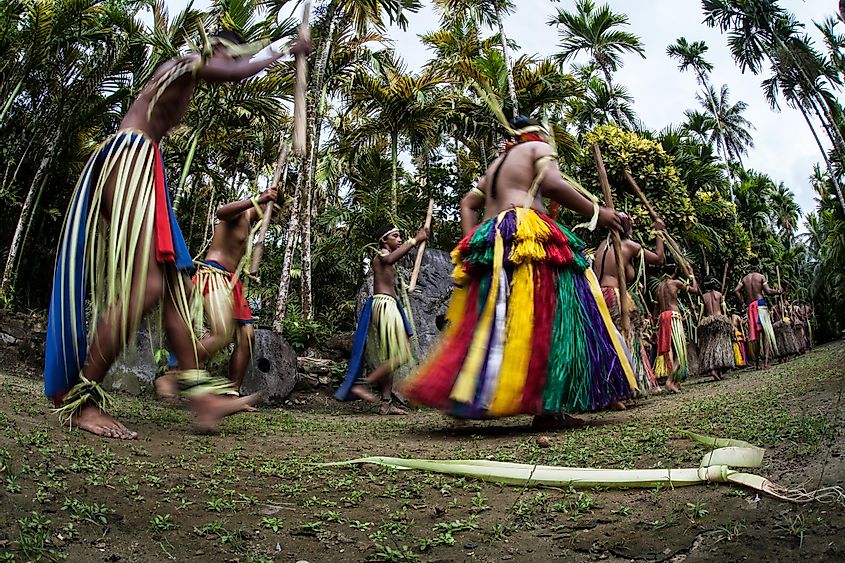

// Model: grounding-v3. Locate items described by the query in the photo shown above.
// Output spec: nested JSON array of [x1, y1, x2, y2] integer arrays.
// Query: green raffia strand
[[317, 433, 845, 504], [53, 377, 118, 426], [544, 268, 590, 414]]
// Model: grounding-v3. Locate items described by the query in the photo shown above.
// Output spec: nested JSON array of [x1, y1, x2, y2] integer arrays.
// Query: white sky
[[159, 0, 838, 216]]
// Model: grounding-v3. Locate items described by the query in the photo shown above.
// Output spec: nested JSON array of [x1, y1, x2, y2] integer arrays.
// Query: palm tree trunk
[[599, 65, 619, 125], [0, 77, 23, 124], [391, 130, 399, 215], [799, 102, 845, 215], [1, 136, 58, 296], [495, 7, 518, 119], [274, 164, 305, 329], [16, 173, 48, 276], [697, 71, 736, 195]]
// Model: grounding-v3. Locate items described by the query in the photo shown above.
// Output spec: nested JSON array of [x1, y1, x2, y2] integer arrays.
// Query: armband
[[469, 187, 485, 198], [408, 237, 418, 247]]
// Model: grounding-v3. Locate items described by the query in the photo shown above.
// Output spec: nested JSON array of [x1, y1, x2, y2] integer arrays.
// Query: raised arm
[[537, 144, 622, 232], [684, 267, 700, 294], [217, 188, 277, 221], [379, 228, 429, 266], [197, 52, 285, 82], [460, 177, 486, 237], [642, 220, 666, 265]]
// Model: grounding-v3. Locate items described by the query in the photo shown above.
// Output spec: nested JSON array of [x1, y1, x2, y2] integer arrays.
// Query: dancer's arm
[[378, 228, 429, 266], [217, 188, 277, 221], [734, 282, 744, 306], [642, 220, 665, 265], [460, 178, 486, 237]]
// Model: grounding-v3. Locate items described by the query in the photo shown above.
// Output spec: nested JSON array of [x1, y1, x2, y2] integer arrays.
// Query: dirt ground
[[1, 342, 844, 562]]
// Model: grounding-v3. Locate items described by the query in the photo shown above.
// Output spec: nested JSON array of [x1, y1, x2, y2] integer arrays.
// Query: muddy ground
[[1, 343, 844, 562]]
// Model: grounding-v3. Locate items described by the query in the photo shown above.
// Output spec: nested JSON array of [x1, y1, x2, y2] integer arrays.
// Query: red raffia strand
[[521, 263, 555, 413]]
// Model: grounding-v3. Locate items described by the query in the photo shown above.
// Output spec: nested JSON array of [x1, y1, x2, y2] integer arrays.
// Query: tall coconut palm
[[548, 0, 644, 125], [696, 84, 754, 168], [433, 0, 519, 118]]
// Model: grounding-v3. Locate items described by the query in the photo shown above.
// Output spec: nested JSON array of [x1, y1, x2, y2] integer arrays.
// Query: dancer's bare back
[[702, 290, 723, 317]]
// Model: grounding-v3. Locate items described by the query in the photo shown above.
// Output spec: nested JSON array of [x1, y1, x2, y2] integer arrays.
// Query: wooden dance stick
[[623, 170, 690, 273], [408, 199, 434, 292], [720, 262, 730, 295], [293, 2, 311, 157], [776, 265, 786, 318], [593, 144, 630, 340], [250, 143, 290, 276]]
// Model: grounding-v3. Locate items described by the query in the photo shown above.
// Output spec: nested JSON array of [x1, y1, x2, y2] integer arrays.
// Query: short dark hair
[[213, 29, 246, 45], [374, 224, 397, 242], [510, 115, 541, 130]]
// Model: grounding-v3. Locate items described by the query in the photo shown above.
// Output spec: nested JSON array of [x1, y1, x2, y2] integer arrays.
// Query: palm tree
[[433, 0, 519, 118], [696, 84, 754, 168], [548, 0, 644, 125], [768, 181, 801, 239]]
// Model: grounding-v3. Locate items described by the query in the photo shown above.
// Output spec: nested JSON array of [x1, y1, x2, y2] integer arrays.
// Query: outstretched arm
[[684, 267, 700, 294], [217, 188, 277, 221], [379, 228, 429, 266], [642, 220, 666, 265], [460, 177, 486, 237], [537, 144, 622, 232], [197, 52, 285, 82]]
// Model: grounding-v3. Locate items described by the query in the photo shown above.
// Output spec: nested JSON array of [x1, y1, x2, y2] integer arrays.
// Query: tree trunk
[[697, 70, 736, 197], [274, 163, 305, 329], [495, 8, 519, 119], [1, 137, 58, 297], [391, 130, 399, 215], [798, 102, 845, 215], [599, 65, 619, 125], [16, 173, 48, 275]]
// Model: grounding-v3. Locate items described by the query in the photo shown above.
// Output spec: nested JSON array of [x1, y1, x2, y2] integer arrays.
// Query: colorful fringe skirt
[[733, 329, 747, 367], [698, 314, 734, 372], [336, 294, 413, 401], [654, 311, 688, 383], [44, 130, 193, 401], [401, 208, 636, 419], [602, 287, 657, 395], [748, 299, 778, 359]]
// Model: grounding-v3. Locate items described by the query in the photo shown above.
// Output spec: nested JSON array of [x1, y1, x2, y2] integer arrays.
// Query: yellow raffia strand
[[488, 261, 535, 416], [450, 225, 505, 404], [511, 209, 549, 264]]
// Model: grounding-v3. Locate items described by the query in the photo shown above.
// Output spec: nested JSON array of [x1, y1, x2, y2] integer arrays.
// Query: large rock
[[241, 328, 298, 405], [356, 248, 454, 356], [103, 325, 159, 395]]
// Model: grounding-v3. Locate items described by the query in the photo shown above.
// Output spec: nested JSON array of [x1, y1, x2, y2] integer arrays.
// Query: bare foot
[[351, 385, 379, 404], [610, 400, 627, 411], [379, 402, 408, 415], [227, 395, 258, 413], [710, 370, 722, 382], [532, 414, 585, 430], [69, 403, 137, 440], [154, 373, 179, 403], [191, 392, 260, 434], [664, 379, 681, 394]]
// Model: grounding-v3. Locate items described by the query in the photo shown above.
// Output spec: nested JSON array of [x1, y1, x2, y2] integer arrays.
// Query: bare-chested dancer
[[44, 31, 311, 438], [156, 188, 280, 405], [734, 261, 782, 369], [697, 278, 734, 381], [593, 216, 665, 398], [335, 224, 429, 415], [654, 265, 700, 392], [402, 116, 635, 428]]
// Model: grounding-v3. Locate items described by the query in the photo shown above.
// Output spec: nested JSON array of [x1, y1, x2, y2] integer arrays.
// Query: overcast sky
[[160, 0, 839, 217]]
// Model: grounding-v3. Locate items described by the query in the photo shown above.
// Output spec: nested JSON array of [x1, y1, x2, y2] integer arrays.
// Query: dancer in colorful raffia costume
[[336, 224, 429, 415], [653, 264, 700, 393], [731, 313, 748, 368], [790, 304, 808, 354], [734, 261, 782, 369], [697, 278, 734, 381], [402, 116, 634, 428], [772, 298, 801, 361], [44, 30, 311, 438], [593, 214, 665, 399], [155, 189, 284, 405]]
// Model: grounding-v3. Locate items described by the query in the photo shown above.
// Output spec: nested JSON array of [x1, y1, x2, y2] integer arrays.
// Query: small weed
[[714, 521, 746, 543], [686, 500, 708, 521], [372, 543, 420, 562], [61, 497, 110, 527], [261, 516, 283, 533], [150, 514, 177, 533], [651, 515, 679, 529]]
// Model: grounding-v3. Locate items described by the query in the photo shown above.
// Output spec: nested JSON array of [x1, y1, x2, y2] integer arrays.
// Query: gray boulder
[[356, 248, 454, 357], [241, 328, 298, 406], [103, 325, 159, 395]]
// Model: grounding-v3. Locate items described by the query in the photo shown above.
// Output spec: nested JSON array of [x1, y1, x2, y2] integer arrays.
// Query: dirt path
[[1, 343, 844, 562]]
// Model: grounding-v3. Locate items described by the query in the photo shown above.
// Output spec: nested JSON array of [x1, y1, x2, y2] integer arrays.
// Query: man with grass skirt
[[43, 30, 311, 438], [593, 214, 665, 399], [653, 263, 700, 393], [155, 189, 283, 408], [335, 224, 429, 415], [734, 260, 782, 369], [401, 117, 635, 429], [697, 277, 734, 381], [773, 300, 801, 361]]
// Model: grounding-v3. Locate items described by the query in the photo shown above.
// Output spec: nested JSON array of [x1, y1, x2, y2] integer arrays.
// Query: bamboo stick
[[592, 144, 630, 340], [250, 143, 289, 275], [409, 199, 434, 292], [292, 2, 311, 156]]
